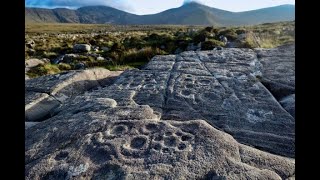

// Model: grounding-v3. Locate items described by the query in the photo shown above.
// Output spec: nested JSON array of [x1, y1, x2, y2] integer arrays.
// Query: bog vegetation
[[25, 21, 294, 78]]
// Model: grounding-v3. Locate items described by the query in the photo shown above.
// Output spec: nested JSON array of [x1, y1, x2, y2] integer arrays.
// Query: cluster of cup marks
[[108, 122, 195, 157], [118, 72, 167, 90]]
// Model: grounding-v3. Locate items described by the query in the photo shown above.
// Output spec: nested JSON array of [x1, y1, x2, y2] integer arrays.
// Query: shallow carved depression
[[111, 125, 128, 135], [164, 136, 178, 147], [130, 136, 147, 149]]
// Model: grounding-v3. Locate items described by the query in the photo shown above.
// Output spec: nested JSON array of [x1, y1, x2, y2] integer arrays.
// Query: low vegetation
[[25, 21, 294, 78]]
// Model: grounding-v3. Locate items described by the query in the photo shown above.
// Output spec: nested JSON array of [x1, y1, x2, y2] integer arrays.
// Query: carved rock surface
[[25, 45, 295, 179], [25, 68, 122, 123]]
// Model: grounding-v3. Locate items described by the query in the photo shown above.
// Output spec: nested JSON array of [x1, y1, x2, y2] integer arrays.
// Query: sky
[[25, 0, 295, 15]]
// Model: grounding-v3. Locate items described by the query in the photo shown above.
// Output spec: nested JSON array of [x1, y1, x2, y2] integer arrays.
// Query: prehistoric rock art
[[107, 45, 295, 157], [26, 107, 294, 179], [25, 44, 295, 179]]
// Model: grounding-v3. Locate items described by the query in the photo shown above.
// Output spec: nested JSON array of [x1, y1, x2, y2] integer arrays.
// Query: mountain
[[25, 2, 295, 26]]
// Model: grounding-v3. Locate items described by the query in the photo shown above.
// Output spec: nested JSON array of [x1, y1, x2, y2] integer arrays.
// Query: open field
[[25, 23, 205, 34]]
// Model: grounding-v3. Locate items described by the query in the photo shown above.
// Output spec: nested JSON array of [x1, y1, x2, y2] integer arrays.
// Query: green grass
[[25, 21, 294, 77], [25, 23, 204, 34], [27, 64, 61, 78]]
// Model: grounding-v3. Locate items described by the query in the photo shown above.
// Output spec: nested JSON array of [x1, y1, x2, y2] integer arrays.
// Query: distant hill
[[25, 2, 295, 26]]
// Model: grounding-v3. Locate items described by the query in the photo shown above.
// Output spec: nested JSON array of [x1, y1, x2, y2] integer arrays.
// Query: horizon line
[[25, 3, 295, 15]]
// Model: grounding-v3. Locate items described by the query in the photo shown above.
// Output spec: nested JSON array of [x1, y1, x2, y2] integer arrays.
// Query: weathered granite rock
[[25, 68, 122, 122], [255, 44, 295, 100], [25, 58, 44, 69], [25, 45, 295, 179], [104, 47, 295, 157], [279, 94, 295, 118], [96, 56, 105, 61], [25, 91, 61, 122], [75, 62, 86, 70], [51, 55, 64, 64], [26, 39, 36, 48], [25, 95, 294, 179], [73, 44, 91, 52], [25, 122, 40, 129]]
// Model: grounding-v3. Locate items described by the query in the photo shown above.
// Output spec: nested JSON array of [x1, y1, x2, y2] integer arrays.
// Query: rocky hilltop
[[25, 44, 295, 179]]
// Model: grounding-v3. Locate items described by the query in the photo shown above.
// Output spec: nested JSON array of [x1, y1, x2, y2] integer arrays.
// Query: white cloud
[[26, 0, 134, 12]]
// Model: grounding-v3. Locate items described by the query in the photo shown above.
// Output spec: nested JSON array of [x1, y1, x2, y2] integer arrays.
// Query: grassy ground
[[25, 23, 204, 34], [25, 21, 295, 78]]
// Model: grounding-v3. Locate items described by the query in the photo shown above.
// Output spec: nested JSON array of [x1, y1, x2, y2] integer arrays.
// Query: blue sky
[[26, 0, 295, 15]]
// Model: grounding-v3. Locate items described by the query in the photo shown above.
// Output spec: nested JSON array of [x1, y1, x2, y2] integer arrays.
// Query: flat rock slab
[[103, 46, 295, 157], [26, 97, 294, 179], [25, 45, 295, 179], [25, 68, 122, 122], [255, 44, 295, 99], [254, 44, 295, 117]]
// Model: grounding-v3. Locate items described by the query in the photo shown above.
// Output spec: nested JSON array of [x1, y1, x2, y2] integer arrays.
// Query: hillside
[[25, 2, 295, 26]]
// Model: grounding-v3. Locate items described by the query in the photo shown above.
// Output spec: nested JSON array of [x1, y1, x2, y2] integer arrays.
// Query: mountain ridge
[[25, 3, 295, 26]]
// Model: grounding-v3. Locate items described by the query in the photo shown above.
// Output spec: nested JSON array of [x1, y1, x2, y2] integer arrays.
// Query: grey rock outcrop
[[75, 62, 86, 70], [255, 44, 295, 117], [26, 117, 294, 179], [25, 122, 39, 129], [62, 54, 79, 63], [279, 94, 295, 118], [122, 47, 294, 157], [25, 44, 295, 179], [25, 58, 44, 69], [26, 39, 36, 49], [25, 58, 45, 74], [96, 57, 105, 61], [25, 68, 122, 122], [51, 55, 64, 64], [73, 44, 91, 52]]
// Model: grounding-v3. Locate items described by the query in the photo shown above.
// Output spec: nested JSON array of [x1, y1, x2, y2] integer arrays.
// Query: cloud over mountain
[[25, 0, 134, 11]]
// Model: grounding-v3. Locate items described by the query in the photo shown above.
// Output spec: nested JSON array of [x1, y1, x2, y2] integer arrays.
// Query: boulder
[[75, 62, 86, 70], [51, 55, 64, 64], [26, 39, 36, 48], [73, 44, 91, 52], [96, 57, 105, 61], [25, 58, 44, 69], [62, 54, 79, 63], [41, 58, 51, 63]]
